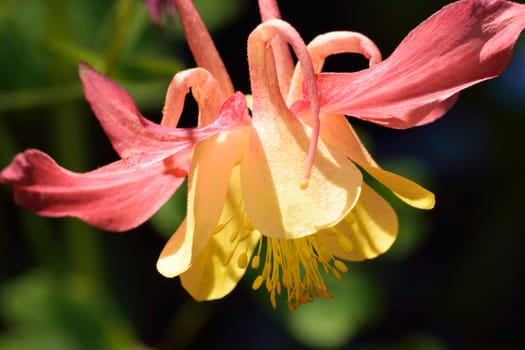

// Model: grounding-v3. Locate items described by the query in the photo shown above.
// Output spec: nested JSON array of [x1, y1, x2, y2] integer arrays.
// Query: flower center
[[249, 231, 352, 312], [215, 199, 355, 311]]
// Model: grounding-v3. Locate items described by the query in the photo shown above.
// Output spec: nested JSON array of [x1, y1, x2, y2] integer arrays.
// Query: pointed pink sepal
[[0, 64, 251, 231], [293, 0, 525, 128]]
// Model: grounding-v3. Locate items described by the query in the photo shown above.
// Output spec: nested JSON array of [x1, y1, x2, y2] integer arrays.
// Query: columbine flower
[[3, 0, 525, 312], [0, 62, 250, 231], [156, 0, 525, 310]]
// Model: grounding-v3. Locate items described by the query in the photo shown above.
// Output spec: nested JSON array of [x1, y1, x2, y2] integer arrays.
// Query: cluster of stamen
[[250, 230, 353, 312], [220, 217, 255, 269], [214, 206, 356, 311]]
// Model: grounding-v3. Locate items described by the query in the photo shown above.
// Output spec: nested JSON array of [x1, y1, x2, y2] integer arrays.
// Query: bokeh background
[[1, 0, 524, 349]]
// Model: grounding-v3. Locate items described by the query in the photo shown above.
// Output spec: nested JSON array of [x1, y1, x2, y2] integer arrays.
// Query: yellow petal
[[157, 219, 192, 277], [321, 115, 435, 209], [241, 113, 362, 239], [319, 183, 398, 261], [181, 167, 261, 300], [156, 129, 248, 278], [245, 23, 362, 239], [188, 129, 249, 257]]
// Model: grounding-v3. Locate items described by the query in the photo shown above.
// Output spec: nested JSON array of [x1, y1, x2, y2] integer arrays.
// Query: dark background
[[1, 0, 524, 349]]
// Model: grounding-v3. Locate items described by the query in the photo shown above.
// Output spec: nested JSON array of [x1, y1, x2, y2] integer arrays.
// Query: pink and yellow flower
[[0, 62, 250, 231], [2, 0, 525, 311], [156, 0, 525, 310]]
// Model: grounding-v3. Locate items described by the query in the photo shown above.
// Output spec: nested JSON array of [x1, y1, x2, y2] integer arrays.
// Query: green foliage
[[284, 268, 384, 349], [0, 271, 137, 350]]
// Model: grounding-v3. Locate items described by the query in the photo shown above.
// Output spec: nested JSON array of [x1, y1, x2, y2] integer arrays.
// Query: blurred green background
[[1, 0, 524, 349]]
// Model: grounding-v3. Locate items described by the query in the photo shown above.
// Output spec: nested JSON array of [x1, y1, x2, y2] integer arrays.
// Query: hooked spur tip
[[300, 179, 309, 190]]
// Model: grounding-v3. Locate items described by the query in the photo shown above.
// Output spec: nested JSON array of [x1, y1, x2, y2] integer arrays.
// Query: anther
[[333, 259, 348, 273], [251, 255, 260, 269], [229, 229, 239, 243], [237, 252, 248, 269], [212, 223, 226, 234], [252, 275, 264, 290], [224, 250, 235, 265]]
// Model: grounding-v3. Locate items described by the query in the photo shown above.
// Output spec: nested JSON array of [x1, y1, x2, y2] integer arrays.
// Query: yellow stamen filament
[[216, 211, 257, 267], [251, 255, 260, 269], [215, 204, 353, 312], [250, 234, 347, 311], [334, 259, 348, 273], [252, 275, 264, 290], [212, 223, 227, 234]]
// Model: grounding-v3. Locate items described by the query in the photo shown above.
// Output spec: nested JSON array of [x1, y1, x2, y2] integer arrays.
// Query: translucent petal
[[181, 167, 261, 300], [242, 111, 362, 239], [156, 129, 249, 281], [319, 183, 398, 261], [245, 21, 362, 239], [320, 115, 434, 209], [186, 129, 249, 258], [157, 219, 193, 277]]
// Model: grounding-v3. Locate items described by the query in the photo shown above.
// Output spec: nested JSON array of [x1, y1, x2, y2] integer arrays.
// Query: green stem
[[102, 0, 134, 75], [0, 84, 83, 112]]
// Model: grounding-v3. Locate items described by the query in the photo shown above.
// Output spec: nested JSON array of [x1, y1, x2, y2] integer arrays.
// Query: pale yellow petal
[[156, 129, 248, 279], [187, 129, 249, 258], [241, 114, 362, 239], [245, 20, 362, 239], [157, 219, 192, 277], [181, 167, 261, 301], [319, 183, 398, 261], [321, 115, 435, 209]]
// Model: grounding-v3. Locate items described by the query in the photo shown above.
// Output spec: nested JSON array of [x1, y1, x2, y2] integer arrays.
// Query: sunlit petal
[[157, 219, 193, 277], [186, 129, 249, 259], [320, 115, 435, 209], [242, 108, 362, 238], [319, 183, 398, 261], [181, 167, 261, 300]]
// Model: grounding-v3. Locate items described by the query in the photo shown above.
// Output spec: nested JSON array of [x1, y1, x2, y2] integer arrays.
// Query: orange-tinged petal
[[320, 115, 435, 209], [319, 183, 398, 261], [187, 129, 249, 258], [156, 129, 249, 279], [181, 167, 261, 301], [154, 93, 251, 279]]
